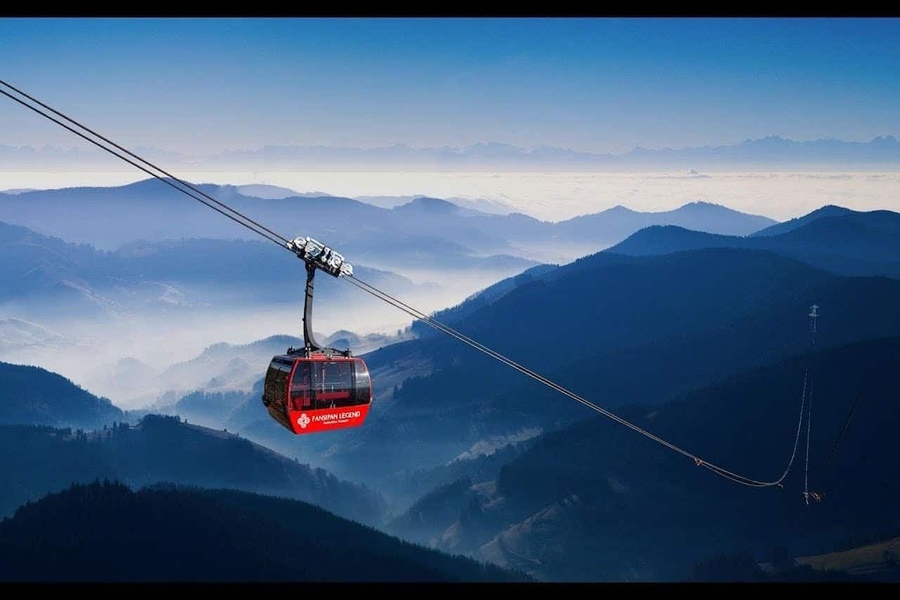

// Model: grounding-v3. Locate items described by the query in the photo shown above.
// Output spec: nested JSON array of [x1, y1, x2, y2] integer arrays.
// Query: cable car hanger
[[289, 240, 353, 356], [0, 79, 823, 494]]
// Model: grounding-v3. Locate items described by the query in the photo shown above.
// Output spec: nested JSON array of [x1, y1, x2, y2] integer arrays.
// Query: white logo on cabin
[[297, 413, 311, 429]]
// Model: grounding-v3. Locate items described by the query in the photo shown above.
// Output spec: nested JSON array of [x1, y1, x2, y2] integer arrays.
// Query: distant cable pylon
[[809, 303, 819, 345]]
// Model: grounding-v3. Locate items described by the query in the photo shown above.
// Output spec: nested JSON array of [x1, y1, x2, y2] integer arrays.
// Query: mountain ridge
[[0, 480, 531, 582], [4, 135, 900, 171]]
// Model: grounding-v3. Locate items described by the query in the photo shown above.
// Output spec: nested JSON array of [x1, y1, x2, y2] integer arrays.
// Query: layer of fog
[[0, 265, 520, 411], [3, 169, 899, 222]]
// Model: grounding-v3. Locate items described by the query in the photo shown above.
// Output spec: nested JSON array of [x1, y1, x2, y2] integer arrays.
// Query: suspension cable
[[2, 79, 809, 491], [346, 273, 801, 489], [0, 79, 290, 249], [803, 303, 824, 504], [803, 368, 814, 503]]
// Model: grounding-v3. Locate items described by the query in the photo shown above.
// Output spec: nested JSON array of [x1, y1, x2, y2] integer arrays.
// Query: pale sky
[[2, 17, 900, 156]]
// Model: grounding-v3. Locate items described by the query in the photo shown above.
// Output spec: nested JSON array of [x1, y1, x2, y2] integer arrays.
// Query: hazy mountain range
[[0, 179, 776, 408], [0, 178, 775, 260], [0, 178, 898, 581], [3, 135, 899, 170]]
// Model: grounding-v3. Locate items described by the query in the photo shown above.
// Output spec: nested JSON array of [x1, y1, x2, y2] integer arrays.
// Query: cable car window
[[326, 361, 353, 392], [352, 362, 371, 405], [290, 362, 313, 410], [308, 360, 348, 408], [264, 360, 291, 409]]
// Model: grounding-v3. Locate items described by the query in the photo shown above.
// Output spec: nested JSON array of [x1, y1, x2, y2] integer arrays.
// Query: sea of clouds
[[3, 169, 898, 223]]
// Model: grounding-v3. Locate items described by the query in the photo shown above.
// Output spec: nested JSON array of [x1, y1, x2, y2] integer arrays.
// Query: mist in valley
[[0, 262, 521, 411]]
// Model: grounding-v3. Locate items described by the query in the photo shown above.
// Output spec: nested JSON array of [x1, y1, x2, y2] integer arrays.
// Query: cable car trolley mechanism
[[262, 236, 373, 435]]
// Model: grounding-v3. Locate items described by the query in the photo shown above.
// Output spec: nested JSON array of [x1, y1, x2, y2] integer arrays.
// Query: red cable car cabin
[[263, 352, 372, 435], [262, 238, 372, 434]]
